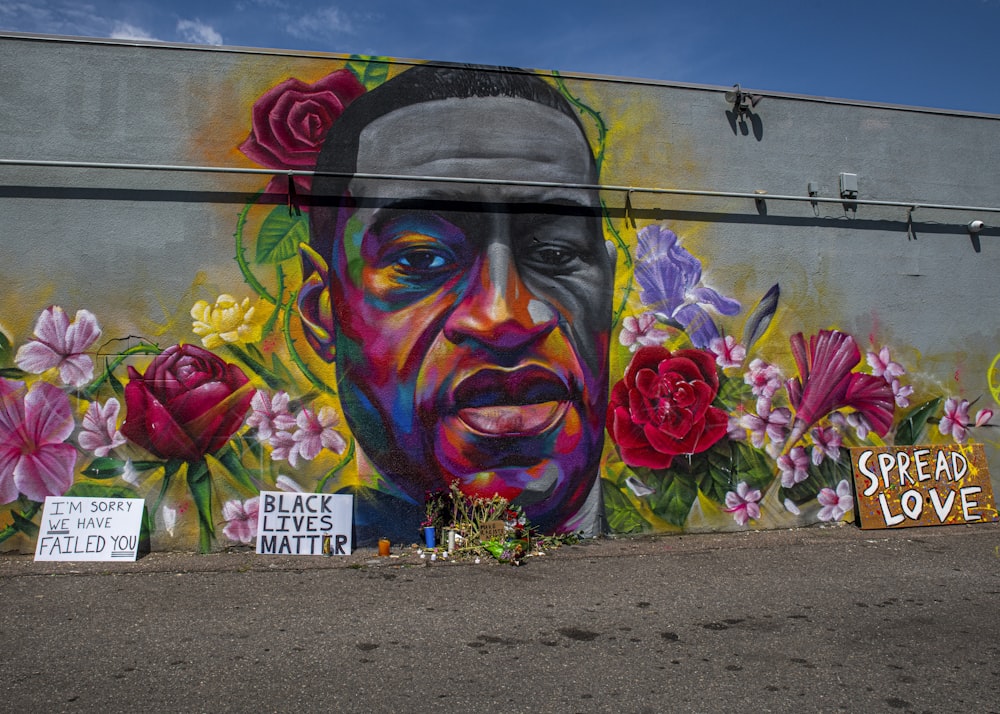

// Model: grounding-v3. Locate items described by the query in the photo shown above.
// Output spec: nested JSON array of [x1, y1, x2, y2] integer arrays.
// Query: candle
[[378, 538, 391, 556]]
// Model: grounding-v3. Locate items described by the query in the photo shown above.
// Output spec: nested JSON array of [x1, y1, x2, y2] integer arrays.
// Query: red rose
[[122, 344, 253, 462], [239, 69, 365, 195], [606, 346, 728, 469]]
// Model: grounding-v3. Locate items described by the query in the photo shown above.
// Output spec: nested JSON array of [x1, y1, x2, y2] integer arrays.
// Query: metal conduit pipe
[[2, 157, 1000, 215]]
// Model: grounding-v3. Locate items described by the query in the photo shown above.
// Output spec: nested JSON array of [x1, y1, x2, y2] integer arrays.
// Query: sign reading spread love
[[851, 444, 998, 529], [34, 497, 145, 561]]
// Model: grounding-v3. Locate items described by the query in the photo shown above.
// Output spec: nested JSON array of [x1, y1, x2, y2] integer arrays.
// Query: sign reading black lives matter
[[34, 497, 145, 561], [256, 491, 353, 555]]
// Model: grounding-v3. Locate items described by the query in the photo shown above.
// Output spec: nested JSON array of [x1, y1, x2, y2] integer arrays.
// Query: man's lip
[[456, 401, 571, 437], [448, 366, 574, 437]]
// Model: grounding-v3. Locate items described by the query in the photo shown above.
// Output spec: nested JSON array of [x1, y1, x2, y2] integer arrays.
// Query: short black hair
[[308, 63, 597, 259]]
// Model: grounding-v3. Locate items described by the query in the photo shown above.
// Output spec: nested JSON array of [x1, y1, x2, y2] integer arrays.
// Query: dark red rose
[[606, 346, 729, 469], [239, 69, 365, 195], [122, 344, 253, 461]]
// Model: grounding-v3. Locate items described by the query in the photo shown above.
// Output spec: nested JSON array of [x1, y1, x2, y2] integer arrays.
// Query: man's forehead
[[350, 96, 597, 187]]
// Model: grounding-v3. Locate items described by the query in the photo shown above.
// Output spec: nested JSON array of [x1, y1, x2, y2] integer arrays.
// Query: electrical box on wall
[[839, 172, 859, 198]]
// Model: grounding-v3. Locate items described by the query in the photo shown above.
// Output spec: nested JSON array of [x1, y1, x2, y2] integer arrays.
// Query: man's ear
[[297, 243, 337, 363]]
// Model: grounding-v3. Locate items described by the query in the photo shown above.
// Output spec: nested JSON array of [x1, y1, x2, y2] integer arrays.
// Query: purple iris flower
[[634, 226, 741, 348]]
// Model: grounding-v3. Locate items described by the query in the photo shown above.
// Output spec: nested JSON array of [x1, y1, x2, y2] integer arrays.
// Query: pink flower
[[239, 69, 365, 196], [79, 398, 127, 457], [292, 406, 348, 462], [14, 306, 102, 388], [739, 396, 790, 449], [619, 312, 670, 352], [810, 426, 842, 465], [817, 480, 854, 522], [267, 429, 297, 464], [222, 496, 260, 544], [939, 398, 970, 442], [975, 409, 994, 427], [709, 335, 746, 369], [866, 346, 905, 380], [724, 481, 761, 526], [744, 358, 783, 399], [0, 379, 77, 504], [890, 378, 913, 408], [785, 330, 894, 447], [246, 390, 297, 441], [777, 446, 810, 487]]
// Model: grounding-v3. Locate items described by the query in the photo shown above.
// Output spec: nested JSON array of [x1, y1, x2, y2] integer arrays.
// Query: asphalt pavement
[[3, 523, 1000, 713]]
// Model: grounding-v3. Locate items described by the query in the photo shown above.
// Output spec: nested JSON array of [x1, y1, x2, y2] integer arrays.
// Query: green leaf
[[11, 509, 39, 537], [716, 375, 752, 410], [255, 207, 309, 264], [0, 367, 27, 379], [600, 480, 650, 534], [894, 397, 943, 446], [215, 443, 257, 492], [65, 482, 139, 499], [657, 476, 698, 526], [0, 330, 12, 366], [107, 365, 125, 399], [346, 55, 390, 90], [186, 459, 215, 553], [82, 457, 126, 479], [730, 441, 775, 491]]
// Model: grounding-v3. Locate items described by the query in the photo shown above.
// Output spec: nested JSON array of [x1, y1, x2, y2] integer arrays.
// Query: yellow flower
[[190, 294, 270, 349]]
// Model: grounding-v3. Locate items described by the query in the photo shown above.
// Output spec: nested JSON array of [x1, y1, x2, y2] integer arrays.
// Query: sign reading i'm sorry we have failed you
[[34, 497, 145, 561], [851, 444, 998, 529]]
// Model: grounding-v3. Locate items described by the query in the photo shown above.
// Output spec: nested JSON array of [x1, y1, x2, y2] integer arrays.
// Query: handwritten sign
[[256, 492, 353, 555], [34, 497, 145, 561], [851, 444, 998, 529]]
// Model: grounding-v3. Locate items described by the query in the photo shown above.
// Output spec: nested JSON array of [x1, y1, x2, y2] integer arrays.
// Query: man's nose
[[443, 240, 558, 352]]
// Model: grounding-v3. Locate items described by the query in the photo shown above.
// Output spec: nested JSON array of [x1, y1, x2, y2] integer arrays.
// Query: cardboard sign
[[34, 497, 145, 561], [851, 444, 998, 529], [256, 492, 353, 555], [479, 520, 506, 542]]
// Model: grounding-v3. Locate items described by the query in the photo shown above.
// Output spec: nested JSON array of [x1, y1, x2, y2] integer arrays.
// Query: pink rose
[[607, 346, 729, 469], [121, 345, 253, 461], [239, 69, 365, 195]]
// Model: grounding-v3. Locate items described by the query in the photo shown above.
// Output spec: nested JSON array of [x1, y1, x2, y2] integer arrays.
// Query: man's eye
[[392, 246, 456, 274], [533, 246, 577, 266]]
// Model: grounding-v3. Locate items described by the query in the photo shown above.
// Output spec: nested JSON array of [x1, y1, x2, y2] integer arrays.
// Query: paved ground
[[3, 523, 1000, 713]]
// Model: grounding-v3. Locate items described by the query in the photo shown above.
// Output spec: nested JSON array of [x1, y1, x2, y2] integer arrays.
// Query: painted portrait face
[[308, 96, 615, 531]]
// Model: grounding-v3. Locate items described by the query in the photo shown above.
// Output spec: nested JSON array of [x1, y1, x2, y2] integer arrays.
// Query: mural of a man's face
[[304, 92, 615, 531]]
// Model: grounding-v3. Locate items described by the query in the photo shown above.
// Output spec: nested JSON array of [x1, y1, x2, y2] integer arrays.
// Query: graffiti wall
[[1, 35, 998, 552]]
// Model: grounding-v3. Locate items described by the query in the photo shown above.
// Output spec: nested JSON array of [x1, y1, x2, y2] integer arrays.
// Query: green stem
[[552, 71, 608, 174], [315, 439, 356, 493], [603, 198, 634, 328], [224, 344, 284, 390], [81, 344, 162, 400], [282, 293, 337, 396], [234, 195, 277, 305]]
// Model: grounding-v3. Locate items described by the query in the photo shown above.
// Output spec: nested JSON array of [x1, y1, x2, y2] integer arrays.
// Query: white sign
[[34, 497, 145, 561], [256, 491, 353, 555]]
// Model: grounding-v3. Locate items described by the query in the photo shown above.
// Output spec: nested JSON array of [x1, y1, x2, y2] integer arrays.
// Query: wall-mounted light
[[969, 220, 985, 233], [724, 84, 762, 117]]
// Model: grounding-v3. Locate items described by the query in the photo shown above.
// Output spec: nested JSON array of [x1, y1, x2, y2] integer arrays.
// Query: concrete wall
[[1, 34, 997, 552]]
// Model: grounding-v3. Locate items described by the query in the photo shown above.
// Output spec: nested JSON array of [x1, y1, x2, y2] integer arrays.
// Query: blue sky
[[2, 0, 999, 114]]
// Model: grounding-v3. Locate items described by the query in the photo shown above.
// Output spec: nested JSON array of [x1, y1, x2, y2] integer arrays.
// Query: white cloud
[[285, 5, 351, 40], [109, 21, 159, 42], [177, 18, 223, 46]]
